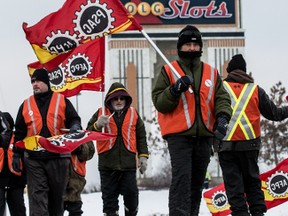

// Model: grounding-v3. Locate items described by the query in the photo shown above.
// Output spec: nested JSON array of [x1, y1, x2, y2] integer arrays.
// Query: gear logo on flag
[[73, 0, 115, 39], [211, 190, 229, 210], [43, 30, 79, 54], [66, 53, 93, 80], [266, 170, 288, 198], [48, 66, 67, 90], [58, 132, 89, 143]]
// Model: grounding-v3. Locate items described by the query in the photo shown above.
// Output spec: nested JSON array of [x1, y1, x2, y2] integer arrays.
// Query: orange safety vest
[[158, 61, 217, 136], [22, 92, 66, 136], [70, 154, 86, 177], [0, 135, 22, 176], [223, 82, 260, 141], [96, 107, 138, 154]]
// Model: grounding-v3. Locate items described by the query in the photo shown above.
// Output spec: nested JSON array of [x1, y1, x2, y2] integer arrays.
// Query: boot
[[103, 211, 119, 216], [64, 201, 83, 216], [124, 206, 138, 216]]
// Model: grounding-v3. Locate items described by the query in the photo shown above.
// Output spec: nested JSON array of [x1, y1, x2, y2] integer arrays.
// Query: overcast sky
[[1, 0, 287, 126]]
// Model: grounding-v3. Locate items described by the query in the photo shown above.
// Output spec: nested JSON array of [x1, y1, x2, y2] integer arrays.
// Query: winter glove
[[12, 153, 22, 172], [170, 75, 193, 96], [138, 156, 148, 174], [69, 123, 81, 134], [72, 145, 83, 155], [95, 115, 109, 130], [214, 116, 229, 140]]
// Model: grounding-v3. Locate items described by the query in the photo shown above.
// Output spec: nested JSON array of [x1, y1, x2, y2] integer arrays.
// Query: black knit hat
[[31, 68, 50, 87], [177, 25, 203, 50], [227, 54, 247, 73], [2, 112, 14, 129]]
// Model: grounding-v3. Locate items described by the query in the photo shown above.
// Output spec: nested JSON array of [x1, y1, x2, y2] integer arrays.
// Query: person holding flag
[[216, 54, 288, 216], [12, 68, 82, 216], [152, 25, 232, 215], [87, 82, 149, 216]]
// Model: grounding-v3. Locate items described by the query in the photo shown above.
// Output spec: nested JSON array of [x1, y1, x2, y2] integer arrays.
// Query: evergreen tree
[[260, 81, 288, 166]]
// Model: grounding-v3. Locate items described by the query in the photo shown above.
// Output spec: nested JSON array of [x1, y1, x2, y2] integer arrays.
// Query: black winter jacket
[[218, 69, 288, 151], [14, 90, 81, 159]]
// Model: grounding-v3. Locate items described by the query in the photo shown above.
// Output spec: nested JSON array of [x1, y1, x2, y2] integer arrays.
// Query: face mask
[[178, 50, 202, 59]]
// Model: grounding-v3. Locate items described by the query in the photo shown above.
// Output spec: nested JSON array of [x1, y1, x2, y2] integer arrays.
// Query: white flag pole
[[140, 29, 193, 93]]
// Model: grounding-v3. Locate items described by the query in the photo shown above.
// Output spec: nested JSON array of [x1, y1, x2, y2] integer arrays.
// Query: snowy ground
[[5, 189, 288, 215]]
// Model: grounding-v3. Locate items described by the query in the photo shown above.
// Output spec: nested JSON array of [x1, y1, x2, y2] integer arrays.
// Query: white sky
[[1, 0, 288, 125]]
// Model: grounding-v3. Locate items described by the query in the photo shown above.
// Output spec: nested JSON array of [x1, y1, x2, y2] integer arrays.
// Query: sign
[[121, 0, 236, 25]]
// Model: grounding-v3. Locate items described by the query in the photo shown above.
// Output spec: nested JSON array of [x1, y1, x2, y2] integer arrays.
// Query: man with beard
[[152, 25, 232, 215], [87, 82, 148, 216], [12, 68, 81, 216]]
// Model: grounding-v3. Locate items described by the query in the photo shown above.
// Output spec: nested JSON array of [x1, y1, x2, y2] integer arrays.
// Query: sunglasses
[[112, 97, 125, 101]]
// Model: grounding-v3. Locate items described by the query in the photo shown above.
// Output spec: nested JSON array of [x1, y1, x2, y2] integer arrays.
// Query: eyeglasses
[[112, 97, 125, 101]]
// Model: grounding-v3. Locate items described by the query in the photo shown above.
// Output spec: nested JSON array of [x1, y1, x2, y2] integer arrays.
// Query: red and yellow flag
[[15, 130, 115, 154], [203, 158, 288, 215], [23, 0, 142, 64], [28, 37, 105, 97]]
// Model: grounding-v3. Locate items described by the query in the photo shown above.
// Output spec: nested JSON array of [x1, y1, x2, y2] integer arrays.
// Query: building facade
[[107, 0, 245, 122]]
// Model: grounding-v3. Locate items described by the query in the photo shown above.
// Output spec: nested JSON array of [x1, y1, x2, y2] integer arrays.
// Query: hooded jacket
[[87, 82, 148, 171], [152, 56, 232, 138], [218, 69, 288, 151]]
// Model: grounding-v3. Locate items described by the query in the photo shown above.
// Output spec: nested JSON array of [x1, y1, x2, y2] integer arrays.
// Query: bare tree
[[260, 81, 288, 166]]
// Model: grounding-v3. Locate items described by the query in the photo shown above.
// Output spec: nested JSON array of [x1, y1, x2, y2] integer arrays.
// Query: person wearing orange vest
[[216, 54, 288, 216], [64, 141, 95, 216], [12, 68, 81, 216], [87, 82, 149, 216], [152, 25, 232, 216], [0, 111, 26, 215]]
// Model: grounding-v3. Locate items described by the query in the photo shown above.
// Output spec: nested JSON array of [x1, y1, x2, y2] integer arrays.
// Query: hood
[[105, 82, 132, 111]]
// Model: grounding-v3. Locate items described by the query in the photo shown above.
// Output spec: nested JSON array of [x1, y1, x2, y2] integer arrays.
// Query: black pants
[[100, 170, 138, 215], [167, 136, 212, 216], [24, 157, 70, 216], [0, 187, 26, 216], [219, 150, 267, 216]]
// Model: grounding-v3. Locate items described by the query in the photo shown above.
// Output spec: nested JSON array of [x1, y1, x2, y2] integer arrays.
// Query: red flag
[[15, 131, 115, 154], [23, 0, 142, 64], [203, 158, 288, 215], [28, 37, 105, 97]]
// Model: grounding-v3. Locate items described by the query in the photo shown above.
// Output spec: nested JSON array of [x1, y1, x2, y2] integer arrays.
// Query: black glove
[[214, 116, 229, 140], [69, 124, 81, 134], [72, 145, 83, 155], [12, 153, 22, 172], [170, 75, 193, 96]]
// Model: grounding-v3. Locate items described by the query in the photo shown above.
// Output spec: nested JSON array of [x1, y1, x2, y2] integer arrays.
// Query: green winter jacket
[[87, 82, 148, 171], [152, 57, 232, 138]]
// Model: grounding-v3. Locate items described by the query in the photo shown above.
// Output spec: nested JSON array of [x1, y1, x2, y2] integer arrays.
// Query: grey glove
[[12, 153, 22, 172], [69, 124, 81, 134], [138, 156, 148, 174], [96, 115, 109, 130]]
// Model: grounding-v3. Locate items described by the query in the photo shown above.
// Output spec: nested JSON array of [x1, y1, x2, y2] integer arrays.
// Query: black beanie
[[2, 112, 14, 129], [31, 68, 50, 87], [177, 25, 203, 50], [227, 54, 246, 73]]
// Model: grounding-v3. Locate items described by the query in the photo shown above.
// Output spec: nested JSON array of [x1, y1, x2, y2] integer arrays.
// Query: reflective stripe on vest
[[23, 93, 66, 136], [223, 81, 259, 140], [71, 154, 86, 176], [158, 61, 217, 136], [96, 107, 138, 154]]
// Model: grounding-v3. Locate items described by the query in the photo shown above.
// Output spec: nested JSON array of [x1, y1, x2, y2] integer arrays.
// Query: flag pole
[[140, 30, 193, 93]]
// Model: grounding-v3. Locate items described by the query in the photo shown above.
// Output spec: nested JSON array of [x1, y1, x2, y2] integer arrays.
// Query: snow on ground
[[5, 189, 288, 215]]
